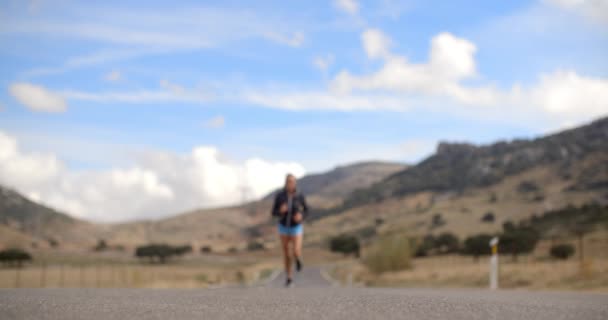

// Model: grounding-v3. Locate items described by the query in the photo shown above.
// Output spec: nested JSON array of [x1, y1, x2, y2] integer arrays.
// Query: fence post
[[15, 267, 21, 288], [96, 264, 100, 288], [40, 263, 46, 288], [80, 265, 85, 287]]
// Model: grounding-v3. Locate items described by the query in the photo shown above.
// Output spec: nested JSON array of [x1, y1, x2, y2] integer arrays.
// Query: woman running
[[271, 173, 309, 287]]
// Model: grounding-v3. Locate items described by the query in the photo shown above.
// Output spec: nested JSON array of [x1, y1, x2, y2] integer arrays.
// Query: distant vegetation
[[481, 212, 495, 223], [415, 232, 460, 257], [405, 203, 606, 262], [550, 244, 575, 260], [134, 244, 192, 264], [329, 234, 360, 257], [364, 234, 412, 274], [0, 248, 32, 268], [461, 234, 493, 260], [499, 221, 540, 261], [246, 241, 265, 251], [343, 117, 608, 208]]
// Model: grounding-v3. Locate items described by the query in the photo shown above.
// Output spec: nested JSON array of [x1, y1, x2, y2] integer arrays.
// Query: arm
[[299, 194, 309, 220], [271, 193, 282, 217]]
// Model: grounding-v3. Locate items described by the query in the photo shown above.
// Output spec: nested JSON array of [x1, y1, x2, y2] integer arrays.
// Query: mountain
[[344, 117, 608, 209], [301, 117, 608, 246], [265, 161, 407, 203], [0, 185, 98, 249], [97, 161, 406, 250]]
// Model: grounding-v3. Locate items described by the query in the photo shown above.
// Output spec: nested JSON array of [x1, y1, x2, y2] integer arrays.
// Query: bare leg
[[293, 234, 303, 260], [280, 234, 293, 279]]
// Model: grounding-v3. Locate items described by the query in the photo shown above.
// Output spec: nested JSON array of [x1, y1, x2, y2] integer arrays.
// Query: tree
[[93, 239, 108, 251], [550, 244, 575, 260], [415, 234, 436, 257], [173, 245, 193, 256], [481, 212, 495, 223], [462, 234, 493, 261], [200, 246, 212, 254], [499, 224, 540, 262], [436, 232, 460, 254], [0, 248, 32, 268], [329, 234, 360, 258], [135, 244, 180, 264], [431, 213, 445, 229]]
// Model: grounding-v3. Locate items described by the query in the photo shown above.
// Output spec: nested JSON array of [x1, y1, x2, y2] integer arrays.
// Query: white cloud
[[335, 0, 359, 15], [0, 131, 305, 222], [361, 28, 393, 59], [543, 0, 608, 24], [24, 48, 153, 78], [526, 70, 608, 120], [104, 70, 122, 82], [243, 90, 409, 111], [5, 5, 307, 49], [9, 82, 67, 113], [61, 80, 212, 104], [204, 115, 225, 129], [264, 31, 305, 47], [313, 54, 335, 73], [238, 27, 608, 130], [332, 30, 479, 97]]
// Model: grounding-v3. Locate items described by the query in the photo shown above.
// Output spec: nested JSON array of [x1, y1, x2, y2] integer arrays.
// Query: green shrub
[[462, 234, 493, 260], [436, 232, 460, 253], [247, 241, 265, 251], [481, 212, 495, 223], [329, 234, 360, 257], [550, 244, 575, 260], [0, 248, 32, 268], [363, 234, 412, 274]]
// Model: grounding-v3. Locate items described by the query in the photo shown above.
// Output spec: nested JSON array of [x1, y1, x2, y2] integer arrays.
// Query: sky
[[0, 0, 607, 222]]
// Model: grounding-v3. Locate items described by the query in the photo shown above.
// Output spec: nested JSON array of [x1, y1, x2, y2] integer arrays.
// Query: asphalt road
[[1, 266, 607, 320]]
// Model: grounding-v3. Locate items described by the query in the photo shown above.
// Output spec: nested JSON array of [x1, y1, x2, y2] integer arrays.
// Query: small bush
[[93, 239, 108, 251], [489, 193, 498, 203], [363, 234, 412, 274], [415, 234, 436, 257], [517, 180, 539, 193], [247, 241, 265, 251], [0, 248, 32, 268], [481, 212, 495, 223], [200, 246, 212, 254], [550, 244, 575, 260], [329, 234, 360, 257], [462, 234, 493, 260], [436, 232, 460, 253], [431, 213, 445, 229]]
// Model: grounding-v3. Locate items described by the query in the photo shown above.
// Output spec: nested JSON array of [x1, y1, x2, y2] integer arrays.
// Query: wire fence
[[0, 264, 227, 288]]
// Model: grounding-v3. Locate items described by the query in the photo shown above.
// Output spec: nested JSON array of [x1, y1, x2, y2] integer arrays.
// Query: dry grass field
[[329, 231, 608, 292]]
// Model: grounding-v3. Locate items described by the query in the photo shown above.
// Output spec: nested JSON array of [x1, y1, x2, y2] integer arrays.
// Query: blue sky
[[0, 0, 607, 221]]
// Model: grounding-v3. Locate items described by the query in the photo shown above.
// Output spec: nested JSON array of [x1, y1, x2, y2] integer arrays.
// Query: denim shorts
[[278, 223, 303, 236]]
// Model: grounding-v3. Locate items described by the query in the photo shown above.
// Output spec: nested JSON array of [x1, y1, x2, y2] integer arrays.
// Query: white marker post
[[489, 237, 499, 290]]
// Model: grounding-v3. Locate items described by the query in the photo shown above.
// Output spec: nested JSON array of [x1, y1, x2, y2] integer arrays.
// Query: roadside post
[[489, 237, 499, 290]]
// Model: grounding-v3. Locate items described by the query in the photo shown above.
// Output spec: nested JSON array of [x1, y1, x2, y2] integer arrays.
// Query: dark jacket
[[271, 189, 309, 227]]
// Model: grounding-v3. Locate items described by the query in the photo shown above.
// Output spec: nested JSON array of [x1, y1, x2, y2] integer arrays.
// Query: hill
[[97, 161, 406, 251], [0, 185, 98, 249], [303, 117, 608, 247], [345, 117, 608, 208], [265, 161, 406, 203]]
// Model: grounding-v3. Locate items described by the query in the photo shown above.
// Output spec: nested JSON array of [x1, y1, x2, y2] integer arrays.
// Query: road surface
[[1, 266, 607, 320]]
